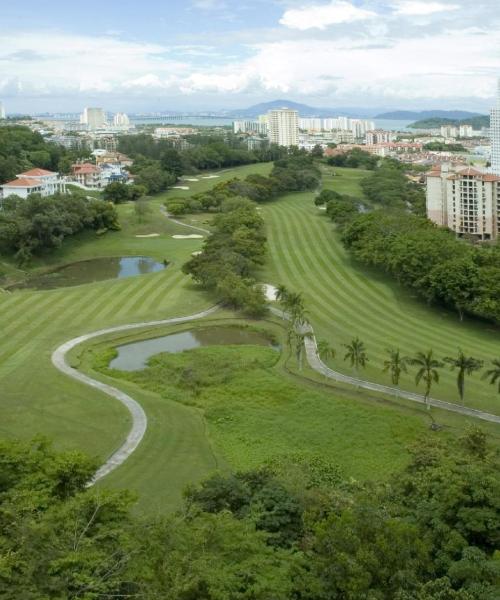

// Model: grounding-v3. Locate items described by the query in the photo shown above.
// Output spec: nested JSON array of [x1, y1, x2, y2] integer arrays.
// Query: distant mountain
[[375, 110, 483, 121], [408, 115, 490, 130], [226, 100, 374, 118]]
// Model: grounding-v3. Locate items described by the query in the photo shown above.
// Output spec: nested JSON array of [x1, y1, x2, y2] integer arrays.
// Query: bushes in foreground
[[1, 433, 499, 598]]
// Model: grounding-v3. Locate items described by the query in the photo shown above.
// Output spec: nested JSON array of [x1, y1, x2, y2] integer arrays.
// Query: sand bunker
[[135, 233, 160, 238], [172, 234, 204, 239], [263, 284, 278, 302], [191, 251, 202, 256], [201, 175, 220, 179], [173, 186, 190, 190], [318, 206, 327, 211], [183, 178, 199, 182]]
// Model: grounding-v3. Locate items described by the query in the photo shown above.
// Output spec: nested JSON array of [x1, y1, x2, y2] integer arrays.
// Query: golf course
[[1, 162, 499, 513]]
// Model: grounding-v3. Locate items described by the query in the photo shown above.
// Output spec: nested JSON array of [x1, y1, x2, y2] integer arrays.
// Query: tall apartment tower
[[0, 101, 5, 120], [267, 109, 299, 147], [80, 107, 107, 130], [491, 78, 500, 175]]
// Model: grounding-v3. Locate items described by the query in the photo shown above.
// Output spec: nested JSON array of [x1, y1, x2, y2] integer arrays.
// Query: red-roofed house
[[1, 168, 66, 200], [426, 164, 500, 241], [71, 163, 102, 188]]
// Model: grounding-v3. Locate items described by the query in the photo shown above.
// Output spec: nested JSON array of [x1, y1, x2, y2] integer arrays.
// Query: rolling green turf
[[259, 166, 500, 415]]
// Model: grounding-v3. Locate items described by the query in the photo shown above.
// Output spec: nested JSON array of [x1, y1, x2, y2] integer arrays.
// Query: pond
[[109, 327, 279, 371], [10, 256, 167, 290]]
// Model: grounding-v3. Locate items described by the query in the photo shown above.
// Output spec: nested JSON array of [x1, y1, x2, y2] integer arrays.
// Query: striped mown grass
[[260, 167, 500, 415]]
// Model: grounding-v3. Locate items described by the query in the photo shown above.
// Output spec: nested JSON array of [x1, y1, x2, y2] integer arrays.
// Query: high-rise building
[[233, 120, 267, 135], [113, 112, 130, 127], [80, 107, 107, 130], [267, 109, 299, 147], [490, 78, 500, 176], [426, 164, 500, 241], [0, 101, 5, 120]]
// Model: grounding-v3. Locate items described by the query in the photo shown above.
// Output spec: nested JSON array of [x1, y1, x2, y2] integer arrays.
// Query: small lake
[[11, 256, 166, 290], [109, 327, 278, 371]]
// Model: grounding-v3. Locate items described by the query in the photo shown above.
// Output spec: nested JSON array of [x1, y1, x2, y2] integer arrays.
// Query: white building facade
[[80, 107, 107, 130], [0, 101, 5, 120], [267, 109, 299, 147], [491, 78, 500, 176], [1, 168, 66, 200], [426, 165, 500, 241]]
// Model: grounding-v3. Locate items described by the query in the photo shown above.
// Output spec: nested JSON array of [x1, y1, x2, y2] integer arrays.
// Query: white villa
[[1, 168, 66, 200]]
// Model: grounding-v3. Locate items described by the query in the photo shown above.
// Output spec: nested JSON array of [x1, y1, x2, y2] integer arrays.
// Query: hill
[[408, 115, 489, 130], [376, 109, 482, 120], [226, 100, 376, 119]]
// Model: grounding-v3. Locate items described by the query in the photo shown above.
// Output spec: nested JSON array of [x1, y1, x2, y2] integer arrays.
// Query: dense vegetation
[[0, 126, 90, 183], [409, 116, 489, 130], [117, 133, 289, 195], [183, 198, 268, 314], [340, 211, 500, 323], [168, 153, 321, 215], [423, 142, 467, 152], [325, 148, 378, 170], [1, 432, 499, 598], [0, 193, 119, 264]]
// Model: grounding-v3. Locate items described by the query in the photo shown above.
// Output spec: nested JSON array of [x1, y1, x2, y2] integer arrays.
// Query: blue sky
[[1, 0, 499, 114]]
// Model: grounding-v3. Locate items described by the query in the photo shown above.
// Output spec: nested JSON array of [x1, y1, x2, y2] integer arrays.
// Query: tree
[[343, 337, 368, 375], [410, 350, 444, 411], [317, 340, 335, 363], [291, 329, 313, 370], [103, 181, 130, 203], [481, 359, 500, 394], [443, 350, 483, 403], [383, 348, 409, 397], [134, 198, 152, 223]]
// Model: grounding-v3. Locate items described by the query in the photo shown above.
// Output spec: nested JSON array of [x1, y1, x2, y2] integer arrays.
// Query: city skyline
[[1, 0, 500, 113]]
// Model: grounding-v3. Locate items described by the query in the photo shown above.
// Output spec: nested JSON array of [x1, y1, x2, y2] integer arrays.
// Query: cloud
[[392, 1, 460, 16], [192, 0, 227, 10], [279, 1, 376, 30]]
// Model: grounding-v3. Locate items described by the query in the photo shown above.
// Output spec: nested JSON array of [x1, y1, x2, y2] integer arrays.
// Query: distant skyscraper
[[113, 112, 130, 127], [267, 108, 299, 147], [490, 78, 500, 175], [80, 107, 106, 130], [0, 101, 5, 120]]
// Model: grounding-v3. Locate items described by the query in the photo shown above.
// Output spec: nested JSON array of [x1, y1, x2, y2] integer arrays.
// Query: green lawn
[[259, 166, 500, 415]]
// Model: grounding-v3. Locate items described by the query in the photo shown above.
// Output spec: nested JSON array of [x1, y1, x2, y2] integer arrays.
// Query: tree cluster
[[0, 193, 120, 264], [182, 198, 268, 316], [341, 211, 500, 323], [0, 125, 90, 184], [168, 154, 321, 215], [326, 148, 379, 170], [1, 433, 499, 599]]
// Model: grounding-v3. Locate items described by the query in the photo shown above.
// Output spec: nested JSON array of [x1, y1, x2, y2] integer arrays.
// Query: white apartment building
[[426, 164, 500, 241], [366, 130, 394, 145], [459, 125, 474, 138], [299, 118, 323, 131], [113, 112, 130, 128], [1, 168, 66, 200], [0, 101, 5, 120], [491, 78, 500, 176], [80, 107, 107, 130], [233, 120, 267, 135], [267, 109, 299, 147]]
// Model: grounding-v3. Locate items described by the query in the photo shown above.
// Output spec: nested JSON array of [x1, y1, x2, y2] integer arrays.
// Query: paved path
[[160, 206, 210, 234], [51, 305, 220, 485], [269, 306, 500, 425]]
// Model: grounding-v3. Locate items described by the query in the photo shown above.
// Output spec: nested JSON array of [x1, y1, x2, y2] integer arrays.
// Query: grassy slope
[[259, 165, 500, 415]]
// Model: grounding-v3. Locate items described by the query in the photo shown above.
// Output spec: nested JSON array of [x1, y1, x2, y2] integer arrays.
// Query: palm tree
[[382, 348, 408, 397], [482, 359, 500, 394], [444, 350, 483, 403], [275, 284, 289, 305], [343, 338, 368, 375], [317, 340, 336, 363], [292, 329, 313, 371], [410, 350, 444, 411]]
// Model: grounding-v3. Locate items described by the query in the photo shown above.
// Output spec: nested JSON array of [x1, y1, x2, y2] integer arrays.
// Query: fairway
[[260, 166, 500, 415]]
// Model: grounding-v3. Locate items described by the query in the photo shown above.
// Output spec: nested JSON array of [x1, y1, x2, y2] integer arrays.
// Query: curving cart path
[[269, 306, 500, 425], [51, 305, 220, 485]]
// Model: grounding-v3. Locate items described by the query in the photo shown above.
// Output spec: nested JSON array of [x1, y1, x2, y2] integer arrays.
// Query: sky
[[1, 0, 499, 114]]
